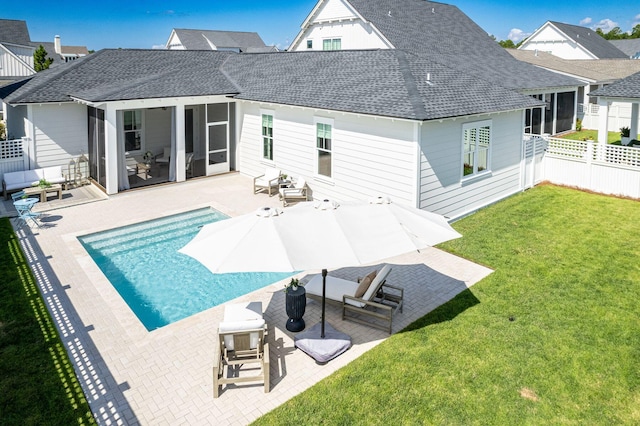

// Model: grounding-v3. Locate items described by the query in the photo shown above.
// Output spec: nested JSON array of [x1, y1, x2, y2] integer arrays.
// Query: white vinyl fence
[[541, 136, 640, 199], [0, 138, 29, 183]]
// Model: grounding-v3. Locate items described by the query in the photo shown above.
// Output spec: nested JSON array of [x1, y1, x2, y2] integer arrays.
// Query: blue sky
[[3, 1, 640, 51]]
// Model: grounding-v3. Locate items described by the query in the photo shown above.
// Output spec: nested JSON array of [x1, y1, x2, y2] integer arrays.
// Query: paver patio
[[4, 173, 492, 425]]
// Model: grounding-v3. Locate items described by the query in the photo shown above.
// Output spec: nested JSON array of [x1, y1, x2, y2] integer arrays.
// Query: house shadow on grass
[[12, 225, 139, 425]]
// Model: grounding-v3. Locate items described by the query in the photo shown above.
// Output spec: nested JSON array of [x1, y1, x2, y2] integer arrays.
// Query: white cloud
[[508, 28, 530, 43], [634, 14, 640, 26], [580, 17, 592, 26], [591, 18, 618, 32]]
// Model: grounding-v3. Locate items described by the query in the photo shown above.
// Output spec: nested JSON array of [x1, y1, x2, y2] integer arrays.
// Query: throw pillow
[[355, 270, 377, 298]]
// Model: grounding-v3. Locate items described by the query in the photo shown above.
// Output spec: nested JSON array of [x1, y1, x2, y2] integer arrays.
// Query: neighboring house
[[31, 35, 89, 64], [0, 19, 36, 79], [519, 21, 628, 60], [610, 39, 640, 59], [166, 29, 276, 52], [0, 1, 582, 220], [288, 0, 582, 135], [508, 49, 640, 131], [590, 70, 640, 144]]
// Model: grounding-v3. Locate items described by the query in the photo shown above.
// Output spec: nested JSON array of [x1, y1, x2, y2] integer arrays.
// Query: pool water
[[78, 208, 292, 331]]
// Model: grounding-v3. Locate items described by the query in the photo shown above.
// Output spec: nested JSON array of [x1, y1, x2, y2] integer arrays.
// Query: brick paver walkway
[[8, 173, 492, 425]]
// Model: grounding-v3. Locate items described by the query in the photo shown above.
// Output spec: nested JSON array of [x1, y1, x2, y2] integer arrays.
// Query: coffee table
[[22, 184, 63, 202], [136, 163, 150, 179]]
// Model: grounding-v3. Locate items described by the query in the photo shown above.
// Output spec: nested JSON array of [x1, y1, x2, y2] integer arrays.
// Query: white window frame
[[123, 109, 144, 154], [461, 120, 492, 179], [314, 117, 334, 179], [261, 110, 274, 162], [322, 38, 342, 51]]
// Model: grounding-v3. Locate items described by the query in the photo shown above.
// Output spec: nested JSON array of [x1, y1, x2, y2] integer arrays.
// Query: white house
[[509, 49, 640, 133], [31, 35, 89, 64], [166, 29, 276, 53], [0, 0, 582, 220], [519, 21, 628, 60], [0, 19, 36, 80]]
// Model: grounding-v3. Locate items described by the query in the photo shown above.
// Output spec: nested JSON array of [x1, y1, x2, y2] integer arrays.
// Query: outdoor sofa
[[2, 166, 66, 199]]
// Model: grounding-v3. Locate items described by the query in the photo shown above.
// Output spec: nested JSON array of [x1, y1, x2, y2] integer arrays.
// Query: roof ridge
[[394, 50, 429, 120]]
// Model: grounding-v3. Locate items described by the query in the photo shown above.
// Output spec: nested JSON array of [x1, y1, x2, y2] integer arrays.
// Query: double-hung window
[[462, 120, 491, 177], [262, 113, 274, 161], [123, 110, 143, 152], [322, 38, 341, 51], [316, 121, 332, 178]]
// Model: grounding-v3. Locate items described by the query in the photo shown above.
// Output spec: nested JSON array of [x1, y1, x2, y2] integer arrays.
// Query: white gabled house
[[0, 0, 583, 220], [519, 21, 628, 60]]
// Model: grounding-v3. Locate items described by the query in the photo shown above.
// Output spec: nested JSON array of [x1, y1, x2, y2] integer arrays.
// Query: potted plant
[[37, 178, 51, 189], [620, 126, 631, 145], [284, 278, 301, 293], [143, 151, 153, 165]]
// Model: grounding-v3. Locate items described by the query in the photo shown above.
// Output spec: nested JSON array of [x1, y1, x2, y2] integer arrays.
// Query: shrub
[[620, 126, 630, 137], [576, 118, 582, 131]]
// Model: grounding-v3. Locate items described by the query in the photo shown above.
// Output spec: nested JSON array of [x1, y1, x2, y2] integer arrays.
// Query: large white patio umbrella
[[179, 197, 461, 360]]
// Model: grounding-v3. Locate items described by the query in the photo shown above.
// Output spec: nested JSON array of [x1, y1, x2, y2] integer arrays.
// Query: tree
[[498, 39, 516, 48], [631, 24, 640, 38], [33, 45, 54, 72]]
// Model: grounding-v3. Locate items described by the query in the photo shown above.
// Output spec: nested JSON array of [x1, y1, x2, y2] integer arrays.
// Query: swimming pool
[[78, 208, 292, 331]]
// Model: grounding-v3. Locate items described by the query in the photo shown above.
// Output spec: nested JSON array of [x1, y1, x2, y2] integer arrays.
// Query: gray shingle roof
[[0, 19, 31, 46], [610, 39, 640, 59], [508, 49, 640, 83], [223, 49, 542, 120], [1, 50, 240, 104], [344, 0, 580, 91], [1, 48, 542, 121], [589, 70, 640, 99], [549, 21, 628, 59], [172, 29, 266, 51]]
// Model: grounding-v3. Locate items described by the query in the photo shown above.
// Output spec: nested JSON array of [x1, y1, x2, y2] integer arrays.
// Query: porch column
[[597, 99, 610, 144], [173, 104, 186, 182], [630, 103, 639, 141], [104, 106, 119, 194]]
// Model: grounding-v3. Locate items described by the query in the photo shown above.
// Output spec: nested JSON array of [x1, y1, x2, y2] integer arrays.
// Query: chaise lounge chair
[[213, 301, 270, 397], [305, 264, 403, 334], [253, 168, 281, 196]]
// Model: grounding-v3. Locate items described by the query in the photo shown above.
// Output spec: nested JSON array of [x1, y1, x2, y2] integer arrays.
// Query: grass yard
[[254, 185, 640, 425], [0, 219, 95, 425], [560, 129, 621, 144]]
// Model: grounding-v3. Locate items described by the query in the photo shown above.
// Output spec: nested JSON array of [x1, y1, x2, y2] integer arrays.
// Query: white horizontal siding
[[32, 104, 88, 169], [419, 111, 525, 219], [237, 102, 417, 205], [299, 22, 389, 51]]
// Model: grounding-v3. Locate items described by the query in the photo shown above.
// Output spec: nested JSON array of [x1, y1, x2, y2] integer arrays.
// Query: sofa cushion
[[42, 166, 65, 184], [3, 171, 25, 185], [355, 270, 377, 298]]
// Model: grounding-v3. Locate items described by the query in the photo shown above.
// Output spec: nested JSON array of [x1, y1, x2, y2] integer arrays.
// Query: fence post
[[585, 141, 594, 164], [21, 137, 30, 169]]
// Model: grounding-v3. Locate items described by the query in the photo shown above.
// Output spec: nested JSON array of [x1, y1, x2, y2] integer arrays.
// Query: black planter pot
[[285, 286, 306, 332]]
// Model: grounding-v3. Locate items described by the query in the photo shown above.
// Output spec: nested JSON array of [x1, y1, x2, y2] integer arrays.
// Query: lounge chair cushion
[[219, 319, 265, 350], [362, 264, 391, 302], [355, 270, 377, 298]]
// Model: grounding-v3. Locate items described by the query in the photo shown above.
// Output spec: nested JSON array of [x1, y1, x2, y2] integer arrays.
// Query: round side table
[[285, 286, 306, 332]]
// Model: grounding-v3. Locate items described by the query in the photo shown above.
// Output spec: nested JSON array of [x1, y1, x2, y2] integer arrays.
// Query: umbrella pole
[[321, 268, 327, 338]]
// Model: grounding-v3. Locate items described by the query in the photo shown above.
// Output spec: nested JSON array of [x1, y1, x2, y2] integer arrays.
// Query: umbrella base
[[294, 322, 351, 364]]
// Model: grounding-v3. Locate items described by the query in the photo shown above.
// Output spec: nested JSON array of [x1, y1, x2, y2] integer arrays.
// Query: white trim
[[260, 109, 275, 162], [314, 116, 334, 180], [461, 119, 493, 181]]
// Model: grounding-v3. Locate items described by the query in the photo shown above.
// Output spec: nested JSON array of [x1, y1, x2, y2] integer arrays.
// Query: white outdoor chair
[[213, 301, 270, 397], [279, 177, 308, 206], [156, 147, 171, 165], [253, 168, 281, 196]]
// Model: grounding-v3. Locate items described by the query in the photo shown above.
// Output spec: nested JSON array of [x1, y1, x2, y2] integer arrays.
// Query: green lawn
[[254, 185, 640, 425], [0, 219, 95, 425], [560, 129, 621, 144]]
